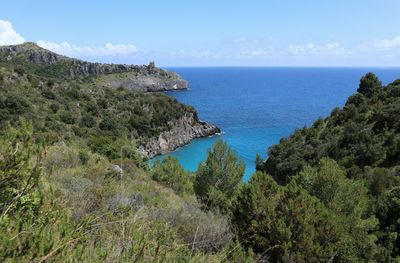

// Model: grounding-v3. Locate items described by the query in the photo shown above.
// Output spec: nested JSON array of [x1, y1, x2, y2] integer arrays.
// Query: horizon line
[[161, 65, 400, 69]]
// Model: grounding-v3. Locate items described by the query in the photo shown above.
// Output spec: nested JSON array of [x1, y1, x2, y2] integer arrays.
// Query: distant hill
[[0, 42, 188, 92]]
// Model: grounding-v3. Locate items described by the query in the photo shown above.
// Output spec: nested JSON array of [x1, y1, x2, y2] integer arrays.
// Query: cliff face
[[0, 42, 188, 92], [139, 112, 221, 158]]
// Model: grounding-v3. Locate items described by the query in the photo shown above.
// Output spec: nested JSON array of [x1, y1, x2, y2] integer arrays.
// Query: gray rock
[[0, 42, 188, 92], [139, 112, 221, 158], [111, 164, 124, 176]]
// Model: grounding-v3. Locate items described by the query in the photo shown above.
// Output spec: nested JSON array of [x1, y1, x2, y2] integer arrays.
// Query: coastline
[[138, 113, 221, 158]]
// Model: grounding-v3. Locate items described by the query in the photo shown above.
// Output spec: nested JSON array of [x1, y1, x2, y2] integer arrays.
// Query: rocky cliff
[[139, 112, 221, 158], [0, 42, 188, 91]]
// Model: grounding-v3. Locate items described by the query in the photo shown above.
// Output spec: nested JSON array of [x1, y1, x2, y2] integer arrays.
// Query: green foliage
[[234, 167, 378, 262], [0, 121, 42, 218], [194, 139, 245, 214], [293, 158, 368, 217], [233, 172, 337, 262], [152, 156, 194, 195], [376, 187, 400, 261], [0, 67, 193, 160], [293, 159, 378, 260], [262, 73, 400, 184], [0, 46, 241, 261], [0, 125, 233, 262], [0, 121, 85, 262], [357, 72, 382, 97], [3, 46, 400, 261], [257, 74, 400, 260]]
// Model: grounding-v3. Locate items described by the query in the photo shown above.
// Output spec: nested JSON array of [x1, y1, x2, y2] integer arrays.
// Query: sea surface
[[152, 67, 400, 180]]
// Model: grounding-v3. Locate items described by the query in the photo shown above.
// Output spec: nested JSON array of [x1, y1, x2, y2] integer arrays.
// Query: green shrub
[[152, 156, 193, 195], [194, 139, 245, 214]]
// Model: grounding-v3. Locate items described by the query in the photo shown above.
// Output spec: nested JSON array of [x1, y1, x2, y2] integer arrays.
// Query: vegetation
[[261, 72, 400, 184], [0, 47, 250, 261], [251, 73, 400, 261], [194, 140, 245, 214], [234, 163, 377, 262], [0, 66, 194, 160], [1, 43, 400, 262], [152, 156, 194, 195], [0, 122, 245, 262]]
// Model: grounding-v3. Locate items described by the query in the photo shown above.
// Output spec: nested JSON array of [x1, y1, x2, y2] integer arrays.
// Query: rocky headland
[[0, 42, 188, 92]]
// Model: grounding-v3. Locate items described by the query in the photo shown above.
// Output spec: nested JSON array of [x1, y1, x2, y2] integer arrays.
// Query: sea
[[152, 67, 400, 181]]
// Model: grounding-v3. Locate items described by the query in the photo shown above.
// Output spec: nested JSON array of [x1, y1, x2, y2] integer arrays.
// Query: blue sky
[[1, 1, 400, 66]]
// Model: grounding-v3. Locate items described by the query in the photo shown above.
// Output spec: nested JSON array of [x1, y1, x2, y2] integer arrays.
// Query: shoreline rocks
[[139, 112, 221, 158]]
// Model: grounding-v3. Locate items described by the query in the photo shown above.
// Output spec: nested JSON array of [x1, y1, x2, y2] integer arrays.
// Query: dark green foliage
[[376, 187, 400, 260], [3, 95, 31, 114], [81, 113, 96, 128], [194, 139, 245, 214], [357, 72, 382, 97], [233, 172, 338, 262], [257, 73, 400, 261], [262, 73, 400, 184], [234, 162, 378, 262], [152, 156, 194, 195]]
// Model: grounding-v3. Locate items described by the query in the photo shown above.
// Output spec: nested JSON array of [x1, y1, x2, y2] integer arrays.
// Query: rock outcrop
[[0, 42, 188, 92], [139, 112, 221, 158]]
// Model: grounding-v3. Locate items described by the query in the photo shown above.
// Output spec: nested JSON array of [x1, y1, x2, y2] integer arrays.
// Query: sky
[[1, 1, 400, 67]]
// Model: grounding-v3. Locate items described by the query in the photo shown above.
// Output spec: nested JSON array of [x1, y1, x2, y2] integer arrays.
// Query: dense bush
[[152, 156, 194, 195], [234, 161, 378, 262], [257, 73, 400, 261], [194, 139, 245, 214]]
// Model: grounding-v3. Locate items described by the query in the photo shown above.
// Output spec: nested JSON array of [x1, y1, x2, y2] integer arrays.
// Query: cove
[[152, 67, 400, 180]]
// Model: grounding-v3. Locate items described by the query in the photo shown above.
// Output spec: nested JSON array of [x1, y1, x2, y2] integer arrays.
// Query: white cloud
[[287, 42, 344, 56], [37, 40, 139, 57], [374, 36, 400, 49], [0, 20, 24, 45]]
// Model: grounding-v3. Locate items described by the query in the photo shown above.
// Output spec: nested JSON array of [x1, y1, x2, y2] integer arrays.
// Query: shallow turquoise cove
[[150, 67, 400, 180]]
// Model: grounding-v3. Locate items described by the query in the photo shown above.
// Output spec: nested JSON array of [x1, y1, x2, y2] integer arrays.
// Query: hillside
[[259, 73, 400, 184], [0, 44, 239, 262], [1, 62, 400, 261], [0, 44, 219, 158], [0, 42, 188, 91]]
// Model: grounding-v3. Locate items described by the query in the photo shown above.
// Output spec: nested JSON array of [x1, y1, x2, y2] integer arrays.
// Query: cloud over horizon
[[1, 19, 400, 66], [0, 20, 24, 45], [374, 36, 400, 49], [0, 20, 140, 59], [37, 41, 140, 58]]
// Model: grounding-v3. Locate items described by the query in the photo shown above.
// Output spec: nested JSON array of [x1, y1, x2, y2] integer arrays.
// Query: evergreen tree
[[357, 72, 382, 97], [152, 156, 193, 195], [194, 139, 245, 213]]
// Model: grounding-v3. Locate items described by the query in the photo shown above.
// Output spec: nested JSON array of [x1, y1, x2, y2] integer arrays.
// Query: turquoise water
[[152, 67, 400, 180]]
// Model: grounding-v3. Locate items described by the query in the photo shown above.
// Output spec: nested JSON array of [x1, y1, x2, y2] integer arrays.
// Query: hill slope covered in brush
[[0, 43, 219, 158]]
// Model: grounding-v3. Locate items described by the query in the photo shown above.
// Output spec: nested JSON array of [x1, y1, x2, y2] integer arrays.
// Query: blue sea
[[153, 67, 400, 180]]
